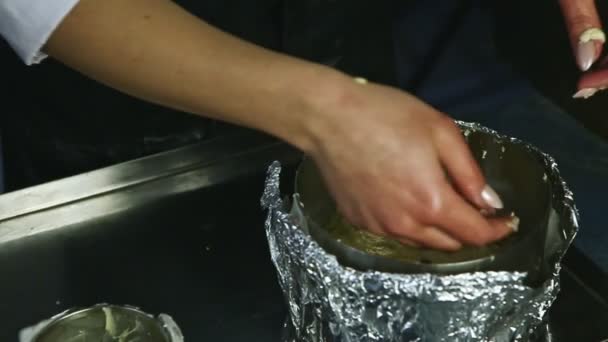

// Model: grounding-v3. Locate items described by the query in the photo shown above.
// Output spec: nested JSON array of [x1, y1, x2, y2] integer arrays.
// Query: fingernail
[[577, 28, 606, 71], [577, 40, 596, 71], [573, 88, 599, 99], [481, 184, 503, 209], [507, 216, 520, 233]]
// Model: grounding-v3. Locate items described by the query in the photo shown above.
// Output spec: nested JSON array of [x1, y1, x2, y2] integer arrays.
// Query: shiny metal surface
[[0, 132, 276, 222], [268, 143, 569, 342], [0, 129, 605, 341], [33, 305, 170, 342], [0, 131, 299, 245]]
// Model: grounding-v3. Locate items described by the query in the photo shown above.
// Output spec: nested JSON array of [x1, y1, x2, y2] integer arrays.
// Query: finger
[[398, 226, 462, 251], [424, 183, 516, 246], [484, 216, 520, 247], [357, 204, 386, 236], [488, 215, 520, 235], [433, 117, 504, 211], [383, 214, 462, 251], [396, 237, 420, 248], [574, 68, 608, 99], [559, 0, 604, 71]]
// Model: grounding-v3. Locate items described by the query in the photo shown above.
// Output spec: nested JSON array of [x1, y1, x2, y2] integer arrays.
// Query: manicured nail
[[481, 184, 503, 209], [577, 40, 596, 71], [577, 28, 606, 71], [573, 88, 599, 99], [507, 216, 520, 233]]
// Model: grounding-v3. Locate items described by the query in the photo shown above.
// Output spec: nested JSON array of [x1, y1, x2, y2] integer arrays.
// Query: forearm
[[43, 0, 348, 150]]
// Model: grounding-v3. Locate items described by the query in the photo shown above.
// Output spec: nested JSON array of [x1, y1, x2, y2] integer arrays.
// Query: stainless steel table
[[0, 131, 606, 341]]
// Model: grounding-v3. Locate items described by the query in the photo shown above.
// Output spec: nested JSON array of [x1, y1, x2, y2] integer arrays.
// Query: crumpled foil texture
[[261, 122, 579, 342]]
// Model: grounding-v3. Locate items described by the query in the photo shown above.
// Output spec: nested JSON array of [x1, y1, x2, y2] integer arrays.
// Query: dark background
[[493, 1, 608, 139], [1, 1, 608, 185]]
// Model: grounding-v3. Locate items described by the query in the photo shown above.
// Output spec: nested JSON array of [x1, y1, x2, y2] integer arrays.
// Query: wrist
[[277, 65, 356, 154]]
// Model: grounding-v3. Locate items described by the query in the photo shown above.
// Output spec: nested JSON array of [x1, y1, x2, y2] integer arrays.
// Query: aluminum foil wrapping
[[261, 122, 579, 342]]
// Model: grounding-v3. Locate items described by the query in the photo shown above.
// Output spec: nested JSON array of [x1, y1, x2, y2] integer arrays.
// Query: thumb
[[559, 0, 604, 71]]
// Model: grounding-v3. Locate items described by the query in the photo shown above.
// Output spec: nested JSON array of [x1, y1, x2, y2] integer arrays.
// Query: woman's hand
[[559, 0, 608, 98], [45, 0, 517, 251], [304, 77, 518, 250]]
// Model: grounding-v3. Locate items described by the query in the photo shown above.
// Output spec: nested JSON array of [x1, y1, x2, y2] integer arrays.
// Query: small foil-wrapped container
[[261, 122, 579, 342]]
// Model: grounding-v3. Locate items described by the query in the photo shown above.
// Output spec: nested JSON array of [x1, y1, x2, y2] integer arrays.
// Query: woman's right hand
[[41, 0, 517, 249], [301, 76, 518, 250]]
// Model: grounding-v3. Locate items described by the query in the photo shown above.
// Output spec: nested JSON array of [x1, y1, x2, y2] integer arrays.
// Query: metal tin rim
[[293, 128, 554, 279], [32, 304, 172, 342]]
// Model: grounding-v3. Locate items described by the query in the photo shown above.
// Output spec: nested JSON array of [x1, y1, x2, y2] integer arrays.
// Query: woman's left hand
[[559, 0, 608, 98]]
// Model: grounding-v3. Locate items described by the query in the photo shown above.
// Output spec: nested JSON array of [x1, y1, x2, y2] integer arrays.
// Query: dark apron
[[0, 0, 398, 190]]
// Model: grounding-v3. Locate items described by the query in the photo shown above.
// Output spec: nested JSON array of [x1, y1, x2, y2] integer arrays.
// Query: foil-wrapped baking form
[[261, 122, 579, 342]]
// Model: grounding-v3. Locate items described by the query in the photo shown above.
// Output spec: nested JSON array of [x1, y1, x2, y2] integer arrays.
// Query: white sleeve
[[0, 0, 80, 65]]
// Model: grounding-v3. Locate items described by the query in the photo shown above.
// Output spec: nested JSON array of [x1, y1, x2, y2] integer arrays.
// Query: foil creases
[[262, 122, 579, 342]]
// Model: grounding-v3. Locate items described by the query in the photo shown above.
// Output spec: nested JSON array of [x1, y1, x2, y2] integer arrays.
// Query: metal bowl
[[32, 304, 176, 342], [294, 128, 554, 282]]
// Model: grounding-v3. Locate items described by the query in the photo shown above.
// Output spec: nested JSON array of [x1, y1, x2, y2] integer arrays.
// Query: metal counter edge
[[0, 130, 302, 244]]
